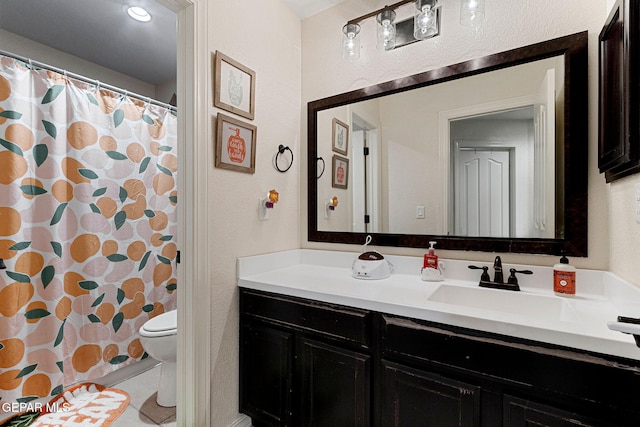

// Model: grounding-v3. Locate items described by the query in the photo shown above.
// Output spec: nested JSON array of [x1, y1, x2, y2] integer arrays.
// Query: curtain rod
[[0, 49, 177, 112]]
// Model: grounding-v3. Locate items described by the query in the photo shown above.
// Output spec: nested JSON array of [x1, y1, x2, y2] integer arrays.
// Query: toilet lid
[[142, 310, 177, 332]]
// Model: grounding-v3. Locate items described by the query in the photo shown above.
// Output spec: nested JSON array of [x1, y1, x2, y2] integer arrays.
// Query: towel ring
[[317, 157, 325, 179], [275, 145, 293, 173]]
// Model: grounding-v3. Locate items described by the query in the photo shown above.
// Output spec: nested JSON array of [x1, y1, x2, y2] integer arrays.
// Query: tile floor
[[112, 363, 176, 426]]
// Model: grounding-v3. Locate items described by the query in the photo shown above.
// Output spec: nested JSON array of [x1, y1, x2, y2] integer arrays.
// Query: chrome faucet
[[468, 256, 532, 291]]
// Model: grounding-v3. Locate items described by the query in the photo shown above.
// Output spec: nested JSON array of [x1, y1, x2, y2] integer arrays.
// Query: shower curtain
[[0, 55, 177, 405]]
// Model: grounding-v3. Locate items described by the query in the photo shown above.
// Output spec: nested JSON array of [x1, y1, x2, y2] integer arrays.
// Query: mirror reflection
[[317, 56, 564, 239], [309, 32, 588, 256]]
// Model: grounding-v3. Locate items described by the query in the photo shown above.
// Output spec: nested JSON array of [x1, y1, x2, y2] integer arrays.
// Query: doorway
[[351, 114, 381, 233], [453, 146, 513, 237]]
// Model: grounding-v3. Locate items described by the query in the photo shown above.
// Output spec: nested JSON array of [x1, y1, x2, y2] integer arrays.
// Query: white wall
[[301, 0, 610, 269], [205, 1, 301, 425]]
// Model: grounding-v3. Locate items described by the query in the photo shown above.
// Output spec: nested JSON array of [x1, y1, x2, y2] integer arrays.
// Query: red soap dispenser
[[423, 241, 439, 270]]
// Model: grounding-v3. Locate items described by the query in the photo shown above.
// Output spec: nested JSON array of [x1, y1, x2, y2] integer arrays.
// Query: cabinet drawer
[[504, 395, 605, 427], [240, 289, 371, 348]]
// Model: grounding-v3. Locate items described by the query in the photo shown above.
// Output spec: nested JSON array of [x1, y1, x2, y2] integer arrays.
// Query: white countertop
[[237, 249, 640, 362]]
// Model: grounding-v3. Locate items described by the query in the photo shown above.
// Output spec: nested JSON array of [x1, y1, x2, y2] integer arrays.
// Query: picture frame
[[331, 155, 349, 189], [214, 51, 256, 120], [215, 113, 257, 174], [332, 118, 349, 155]]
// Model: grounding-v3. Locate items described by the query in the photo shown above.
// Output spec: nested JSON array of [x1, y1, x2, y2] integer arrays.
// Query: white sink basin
[[427, 284, 579, 321]]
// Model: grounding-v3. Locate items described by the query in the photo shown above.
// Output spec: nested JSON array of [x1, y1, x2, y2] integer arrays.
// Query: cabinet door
[[598, 0, 640, 181], [240, 323, 293, 427], [504, 395, 602, 427], [298, 339, 370, 427], [381, 361, 481, 427]]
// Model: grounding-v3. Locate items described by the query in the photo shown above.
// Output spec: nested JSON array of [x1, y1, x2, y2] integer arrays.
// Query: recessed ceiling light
[[127, 6, 151, 22]]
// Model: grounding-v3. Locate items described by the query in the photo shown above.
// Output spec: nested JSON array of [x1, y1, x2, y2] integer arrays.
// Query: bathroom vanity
[[238, 250, 640, 426]]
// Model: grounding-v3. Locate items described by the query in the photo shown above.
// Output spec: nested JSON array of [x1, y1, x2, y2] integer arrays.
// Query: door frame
[[158, 0, 211, 425], [438, 94, 536, 236], [351, 113, 381, 233]]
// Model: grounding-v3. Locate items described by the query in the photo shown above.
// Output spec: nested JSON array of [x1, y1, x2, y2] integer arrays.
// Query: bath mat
[[0, 383, 130, 427]]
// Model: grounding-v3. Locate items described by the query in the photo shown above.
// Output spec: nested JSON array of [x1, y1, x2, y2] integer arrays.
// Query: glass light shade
[[342, 23, 361, 61], [414, 1, 438, 40], [376, 9, 396, 51], [460, 0, 485, 27]]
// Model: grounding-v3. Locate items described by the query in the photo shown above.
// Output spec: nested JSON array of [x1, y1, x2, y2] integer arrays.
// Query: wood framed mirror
[[308, 32, 588, 256]]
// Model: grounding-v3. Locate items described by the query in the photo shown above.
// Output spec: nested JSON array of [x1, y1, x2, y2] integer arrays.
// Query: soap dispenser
[[421, 241, 444, 282], [423, 241, 438, 269], [553, 252, 576, 297]]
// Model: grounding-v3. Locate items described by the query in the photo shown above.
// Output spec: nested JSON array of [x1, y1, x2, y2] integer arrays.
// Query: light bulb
[[342, 23, 361, 61], [414, 5, 437, 40], [377, 20, 396, 50], [376, 10, 396, 51]]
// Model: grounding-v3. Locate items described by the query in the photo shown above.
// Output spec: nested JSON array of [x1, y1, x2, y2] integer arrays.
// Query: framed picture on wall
[[331, 155, 349, 189], [332, 118, 349, 155], [214, 51, 256, 120], [215, 113, 257, 174]]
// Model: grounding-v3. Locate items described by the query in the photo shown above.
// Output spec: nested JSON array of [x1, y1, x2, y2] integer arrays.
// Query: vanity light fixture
[[127, 6, 152, 22], [342, 0, 442, 60], [460, 0, 485, 27]]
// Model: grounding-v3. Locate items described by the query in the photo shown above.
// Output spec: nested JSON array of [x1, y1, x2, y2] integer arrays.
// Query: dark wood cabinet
[[240, 289, 372, 427], [299, 339, 370, 426], [599, 0, 640, 182], [239, 289, 640, 426], [381, 361, 480, 427], [240, 323, 293, 427], [504, 395, 600, 427]]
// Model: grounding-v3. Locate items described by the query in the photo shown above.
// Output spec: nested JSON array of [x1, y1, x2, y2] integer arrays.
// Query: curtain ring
[[274, 145, 293, 173], [96, 80, 101, 92], [317, 157, 325, 179]]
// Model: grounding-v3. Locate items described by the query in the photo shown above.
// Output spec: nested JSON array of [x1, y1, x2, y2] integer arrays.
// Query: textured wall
[[301, 0, 611, 270], [206, 1, 302, 425]]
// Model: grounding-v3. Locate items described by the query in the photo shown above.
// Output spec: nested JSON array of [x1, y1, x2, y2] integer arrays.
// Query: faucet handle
[[468, 265, 490, 282], [507, 268, 533, 285]]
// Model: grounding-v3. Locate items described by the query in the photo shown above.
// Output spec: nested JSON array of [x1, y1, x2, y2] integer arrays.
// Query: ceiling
[[0, 0, 342, 87]]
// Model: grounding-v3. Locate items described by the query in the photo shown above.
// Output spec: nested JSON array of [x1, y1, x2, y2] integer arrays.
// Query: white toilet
[[139, 310, 177, 407]]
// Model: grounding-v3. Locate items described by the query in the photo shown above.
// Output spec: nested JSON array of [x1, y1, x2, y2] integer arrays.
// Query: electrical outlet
[[416, 205, 425, 219]]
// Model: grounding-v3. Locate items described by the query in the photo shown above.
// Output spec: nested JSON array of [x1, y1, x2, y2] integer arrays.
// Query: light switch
[[416, 205, 425, 219]]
